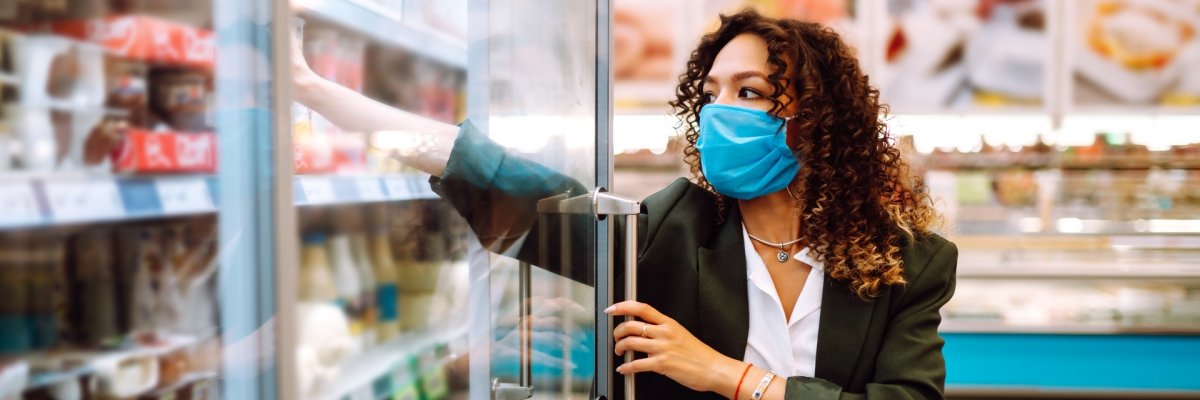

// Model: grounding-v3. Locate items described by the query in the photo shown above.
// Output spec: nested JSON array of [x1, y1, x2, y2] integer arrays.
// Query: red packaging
[[113, 129, 217, 173], [53, 16, 214, 69]]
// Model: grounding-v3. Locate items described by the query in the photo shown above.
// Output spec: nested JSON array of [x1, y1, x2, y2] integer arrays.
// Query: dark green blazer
[[432, 122, 959, 400]]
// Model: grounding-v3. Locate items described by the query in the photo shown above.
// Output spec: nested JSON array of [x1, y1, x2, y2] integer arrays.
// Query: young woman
[[294, 9, 956, 400]]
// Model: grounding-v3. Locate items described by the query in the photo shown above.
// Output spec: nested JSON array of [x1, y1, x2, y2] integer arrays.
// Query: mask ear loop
[[781, 115, 801, 205]]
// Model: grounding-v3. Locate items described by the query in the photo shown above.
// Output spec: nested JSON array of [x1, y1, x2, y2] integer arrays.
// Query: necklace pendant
[[776, 251, 789, 263]]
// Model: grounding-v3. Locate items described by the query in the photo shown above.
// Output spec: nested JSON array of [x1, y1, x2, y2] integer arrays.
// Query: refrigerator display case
[[0, 0, 286, 399], [288, 0, 617, 400], [907, 135, 1200, 397], [1, 0, 620, 399]]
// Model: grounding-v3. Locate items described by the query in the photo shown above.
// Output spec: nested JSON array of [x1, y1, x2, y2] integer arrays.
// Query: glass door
[[281, 1, 616, 400], [0, 0, 286, 399], [469, 1, 616, 399]]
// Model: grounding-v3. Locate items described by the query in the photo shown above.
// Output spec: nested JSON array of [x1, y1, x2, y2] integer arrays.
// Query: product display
[[6, 0, 1194, 399], [0, 2, 476, 399], [1073, 0, 1200, 106], [882, 0, 1048, 110]]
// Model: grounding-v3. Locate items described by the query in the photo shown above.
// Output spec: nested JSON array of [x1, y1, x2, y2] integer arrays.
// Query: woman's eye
[[701, 92, 716, 104], [739, 88, 763, 99]]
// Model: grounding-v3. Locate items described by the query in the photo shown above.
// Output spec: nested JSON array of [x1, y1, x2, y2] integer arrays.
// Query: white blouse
[[740, 226, 825, 378]]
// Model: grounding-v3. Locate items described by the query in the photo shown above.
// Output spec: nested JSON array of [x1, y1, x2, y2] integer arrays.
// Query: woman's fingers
[[604, 301, 671, 324], [613, 320, 659, 341], [614, 336, 659, 356], [616, 357, 659, 375]]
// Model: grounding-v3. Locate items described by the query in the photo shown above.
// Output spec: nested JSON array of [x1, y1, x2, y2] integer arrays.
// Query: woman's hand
[[605, 301, 746, 395], [288, 27, 321, 105]]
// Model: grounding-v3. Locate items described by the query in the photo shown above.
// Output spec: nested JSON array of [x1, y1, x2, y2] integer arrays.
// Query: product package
[[53, 15, 215, 70], [112, 129, 217, 173]]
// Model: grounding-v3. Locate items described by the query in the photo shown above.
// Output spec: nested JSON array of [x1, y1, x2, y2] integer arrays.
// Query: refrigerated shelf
[[0, 173, 438, 230], [955, 264, 1200, 280], [294, 0, 467, 69], [21, 334, 202, 392], [313, 323, 467, 400], [292, 173, 438, 206]]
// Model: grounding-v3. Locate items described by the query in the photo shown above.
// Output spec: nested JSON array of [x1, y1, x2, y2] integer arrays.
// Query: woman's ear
[[785, 116, 803, 150]]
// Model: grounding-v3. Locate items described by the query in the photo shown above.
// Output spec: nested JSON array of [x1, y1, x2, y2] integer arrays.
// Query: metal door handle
[[492, 261, 534, 400], [537, 188, 640, 400]]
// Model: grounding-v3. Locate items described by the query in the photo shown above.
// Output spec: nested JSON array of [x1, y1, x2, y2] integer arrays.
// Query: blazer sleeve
[[783, 240, 959, 400], [429, 120, 595, 284]]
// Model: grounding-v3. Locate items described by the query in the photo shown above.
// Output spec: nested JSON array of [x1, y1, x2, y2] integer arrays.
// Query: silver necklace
[[746, 233, 803, 263]]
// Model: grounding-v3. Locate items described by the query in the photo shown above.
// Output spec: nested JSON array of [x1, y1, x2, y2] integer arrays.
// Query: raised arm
[[290, 33, 458, 177]]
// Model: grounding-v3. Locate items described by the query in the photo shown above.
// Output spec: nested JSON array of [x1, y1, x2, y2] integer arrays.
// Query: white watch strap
[[751, 371, 776, 400]]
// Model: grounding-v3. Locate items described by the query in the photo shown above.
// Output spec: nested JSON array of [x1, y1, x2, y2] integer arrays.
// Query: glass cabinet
[[0, 0, 286, 399], [912, 143, 1200, 396], [1, 0, 619, 399], [287, 0, 616, 400]]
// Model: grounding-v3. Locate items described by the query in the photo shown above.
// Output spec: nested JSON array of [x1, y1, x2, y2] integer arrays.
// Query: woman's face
[[702, 33, 802, 147], [702, 33, 797, 115]]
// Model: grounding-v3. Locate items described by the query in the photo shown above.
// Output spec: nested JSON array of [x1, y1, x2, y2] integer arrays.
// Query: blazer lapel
[[815, 276, 878, 386], [696, 207, 750, 361]]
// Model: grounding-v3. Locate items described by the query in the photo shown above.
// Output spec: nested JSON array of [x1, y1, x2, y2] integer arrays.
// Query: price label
[[413, 174, 436, 198], [44, 180, 125, 222], [383, 176, 413, 200], [156, 178, 215, 214], [299, 177, 336, 204], [355, 177, 385, 201], [0, 181, 42, 226]]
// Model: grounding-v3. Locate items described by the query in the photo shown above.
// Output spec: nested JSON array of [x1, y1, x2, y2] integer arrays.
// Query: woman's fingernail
[[603, 305, 615, 313]]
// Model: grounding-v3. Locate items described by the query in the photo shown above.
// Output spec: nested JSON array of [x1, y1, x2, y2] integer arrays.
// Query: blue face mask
[[696, 104, 800, 200]]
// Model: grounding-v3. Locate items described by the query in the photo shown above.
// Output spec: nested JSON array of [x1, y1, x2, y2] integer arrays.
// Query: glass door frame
[[463, 0, 614, 399]]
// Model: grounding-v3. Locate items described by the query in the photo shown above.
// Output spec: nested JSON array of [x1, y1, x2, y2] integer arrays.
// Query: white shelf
[[314, 323, 467, 400], [22, 334, 201, 392], [1063, 106, 1200, 117], [955, 263, 1200, 280], [0, 173, 438, 231], [293, 173, 439, 206], [296, 0, 467, 69]]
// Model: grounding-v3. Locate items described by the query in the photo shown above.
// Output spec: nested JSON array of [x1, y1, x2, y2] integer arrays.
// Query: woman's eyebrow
[[704, 71, 769, 86], [730, 71, 769, 82]]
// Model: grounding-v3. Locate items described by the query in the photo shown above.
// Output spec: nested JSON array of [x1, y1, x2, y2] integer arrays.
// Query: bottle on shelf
[[329, 232, 366, 348], [27, 238, 59, 350], [369, 227, 401, 342], [299, 232, 338, 303], [350, 230, 379, 347], [70, 230, 122, 348], [0, 238, 32, 353], [296, 232, 355, 396]]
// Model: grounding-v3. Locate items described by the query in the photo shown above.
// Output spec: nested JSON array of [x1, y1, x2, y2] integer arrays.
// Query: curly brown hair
[[670, 9, 940, 299]]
